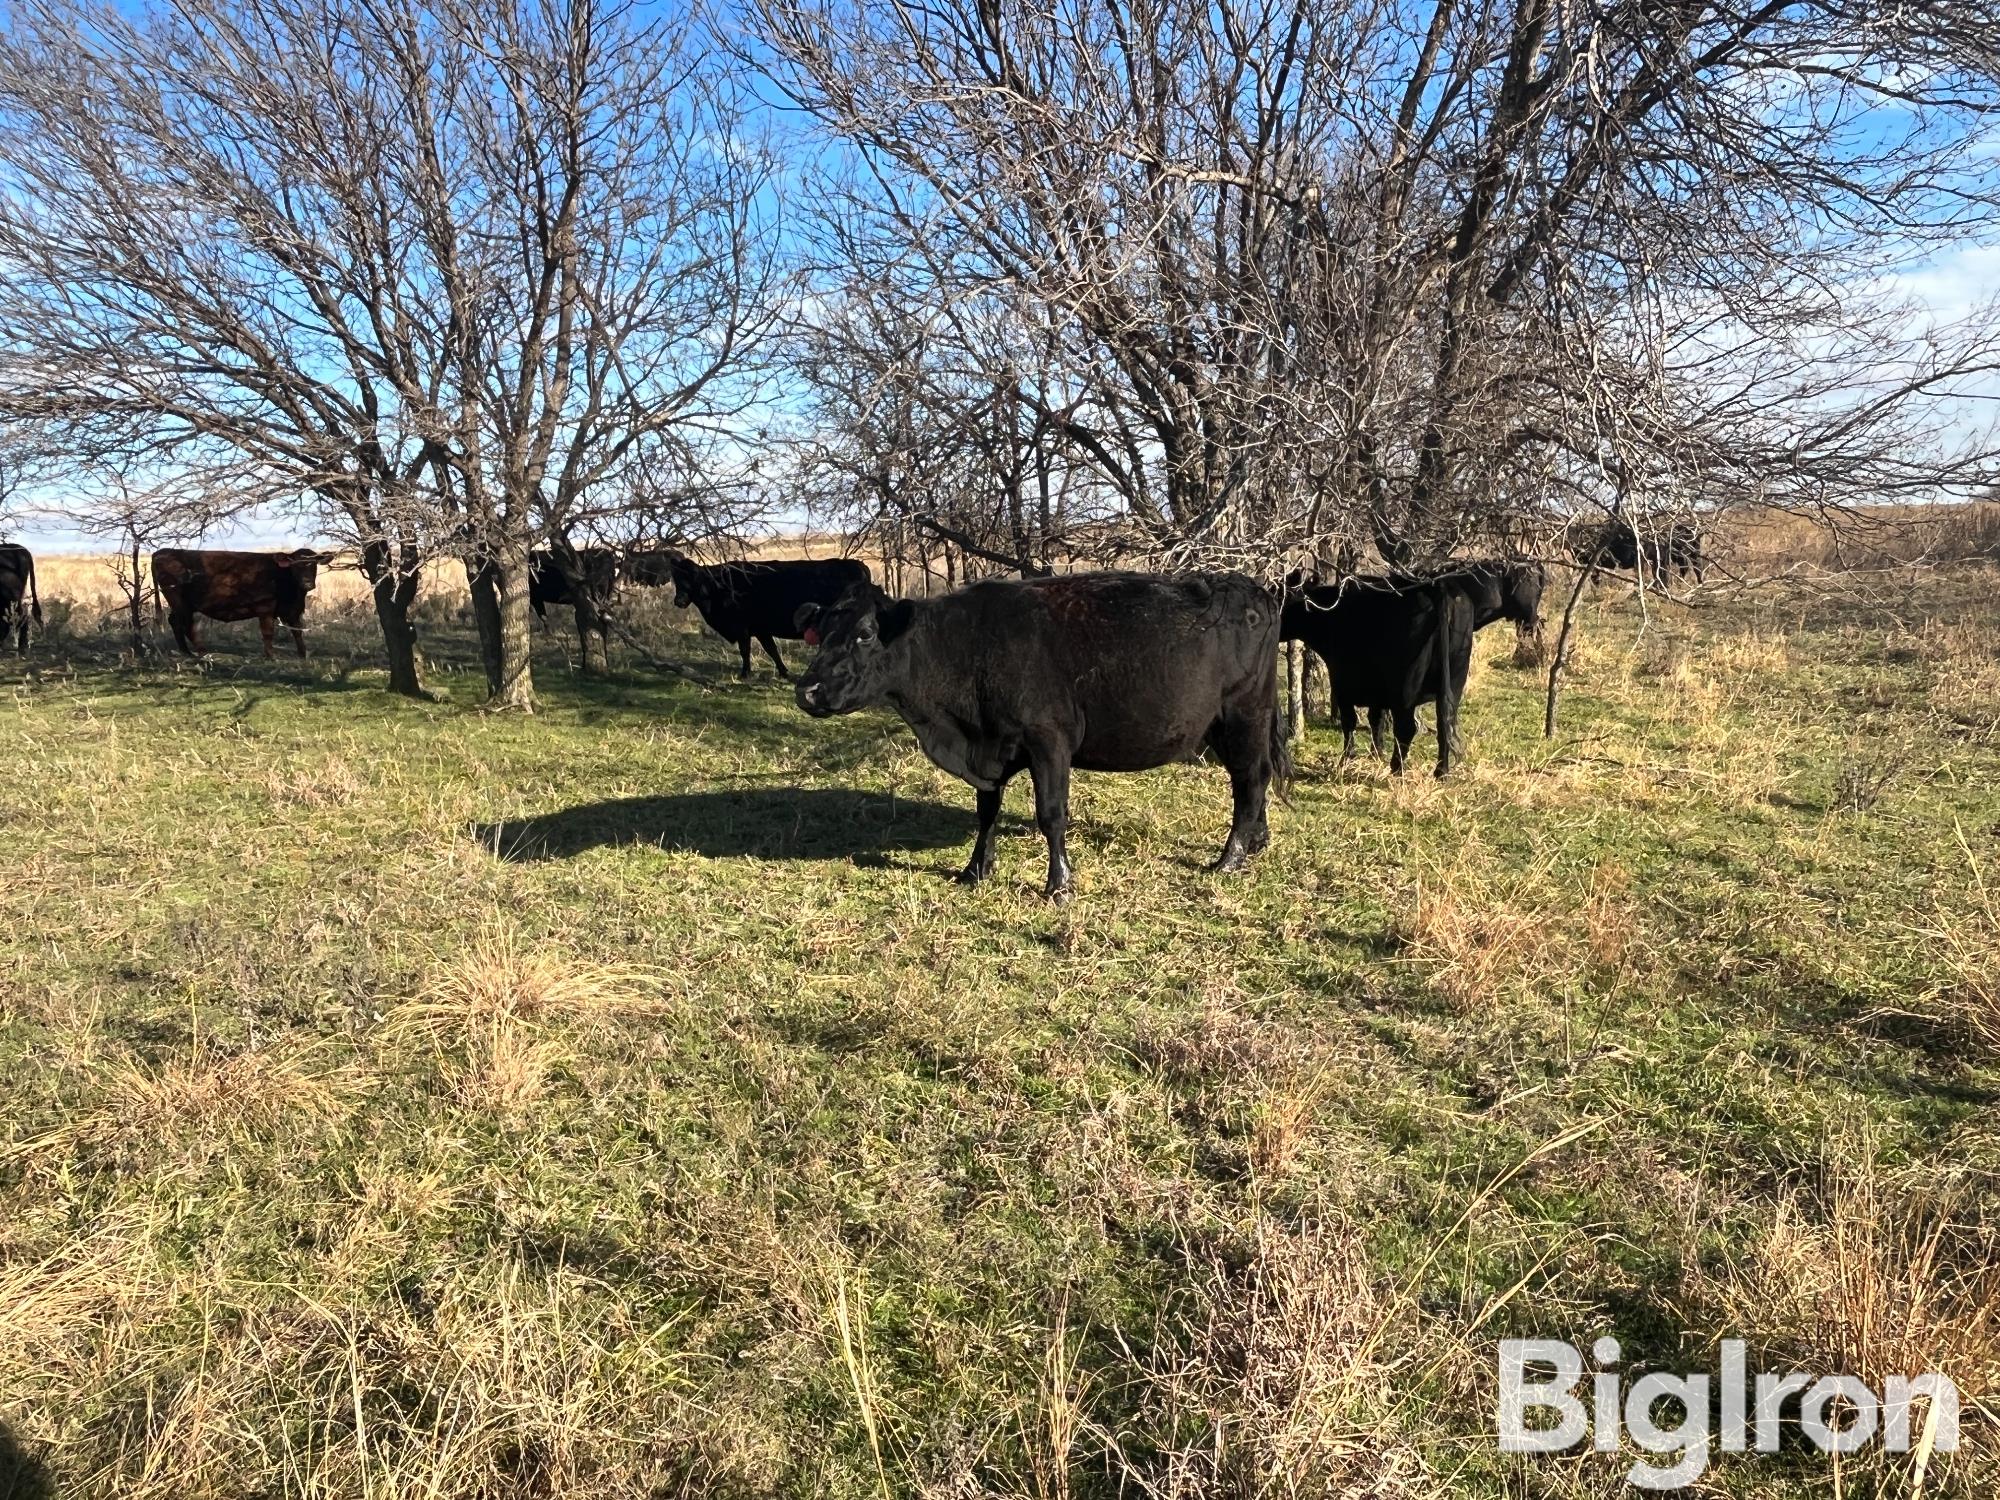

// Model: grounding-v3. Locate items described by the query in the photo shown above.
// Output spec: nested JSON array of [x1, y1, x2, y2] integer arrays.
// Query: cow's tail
[[1434, 583, 1464, 773], [24, 548, 38, 623], [1269, 702, 1294, 799]]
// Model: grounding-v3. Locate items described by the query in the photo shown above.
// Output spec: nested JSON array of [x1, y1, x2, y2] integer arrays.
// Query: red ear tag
[[803, 627, 819, 645]]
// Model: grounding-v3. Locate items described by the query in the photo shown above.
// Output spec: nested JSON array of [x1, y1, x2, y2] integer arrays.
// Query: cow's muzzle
[[796, 679, 831, 717]]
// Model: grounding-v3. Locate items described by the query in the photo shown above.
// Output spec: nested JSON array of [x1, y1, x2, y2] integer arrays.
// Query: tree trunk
[[128, 532, 146, 654], [574, 596, 608, 675], [1543, 564, 1594, 737], [1286, 639, 1306, 741], [359, 538, 428, 698], [467, 543, 536, 711]]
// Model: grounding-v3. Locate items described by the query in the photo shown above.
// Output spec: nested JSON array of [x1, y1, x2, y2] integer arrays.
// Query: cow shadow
[[0, 1418, 54, 1500], [472, 787, 976, 864]]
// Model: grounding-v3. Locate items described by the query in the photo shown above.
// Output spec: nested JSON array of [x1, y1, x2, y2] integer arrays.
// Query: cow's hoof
[[1043, 882, 1073, 904], [1211, 848, 1248, 873], [956, 863, 992, 886]]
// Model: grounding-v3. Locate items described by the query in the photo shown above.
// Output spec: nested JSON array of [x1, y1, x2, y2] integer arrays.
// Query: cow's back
[[721, 558, 873, 636], [913, 572, 1277, 772], [152, 550, 285, 621]]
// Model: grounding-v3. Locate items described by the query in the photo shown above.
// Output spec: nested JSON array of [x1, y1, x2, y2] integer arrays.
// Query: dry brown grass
[[390, 923, 673, 1115], [1902, 827, 2000, 1057], [101, 1042, 351, 1136], [1723, 500, 2000, 572], [1390, 841, 1564, 1010], [1683, 1145, 2000, 1495], [1106, 1218, 1431, 1500]]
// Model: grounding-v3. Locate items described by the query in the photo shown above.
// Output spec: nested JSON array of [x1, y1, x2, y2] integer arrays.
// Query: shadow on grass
[[472, 786, 975, 864], [0, 1419, 53, 1500]]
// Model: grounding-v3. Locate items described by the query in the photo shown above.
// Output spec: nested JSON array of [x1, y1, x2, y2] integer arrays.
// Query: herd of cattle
[[0, 522, 1698, 896]]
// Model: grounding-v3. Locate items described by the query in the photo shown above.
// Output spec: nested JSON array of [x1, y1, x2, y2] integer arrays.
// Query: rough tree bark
[[468, 541, 537, 711]]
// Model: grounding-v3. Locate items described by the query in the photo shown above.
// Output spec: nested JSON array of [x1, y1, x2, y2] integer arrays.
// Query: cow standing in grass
[[793, 572, 1288, 900], [151, 547, 334, 658], [1336, 560, 1545, 760], [634, 550, 871, 678], [529, 547, 619, 662], [1573, 520, 1704, 584], [1281, 575, 1472, 776], [0, 542, 38, 654]]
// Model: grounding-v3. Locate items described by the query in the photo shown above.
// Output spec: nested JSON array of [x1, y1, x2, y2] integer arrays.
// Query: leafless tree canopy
[[757, 0, 2000, 580]]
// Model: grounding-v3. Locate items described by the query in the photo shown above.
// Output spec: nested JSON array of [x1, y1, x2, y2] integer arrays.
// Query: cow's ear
[[879, 598, 915, 644], [793, 602, 821, 637]]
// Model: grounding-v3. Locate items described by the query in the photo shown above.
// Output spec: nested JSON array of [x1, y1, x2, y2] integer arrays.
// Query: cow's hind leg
[[758, 634, 789, 678], [1338, 701, 1360, 761], [1369, 707, 1389, 757], [1210, 709, 1272, 872], [1025, 739, 1073, 901], [958, 771, 1017, 885]]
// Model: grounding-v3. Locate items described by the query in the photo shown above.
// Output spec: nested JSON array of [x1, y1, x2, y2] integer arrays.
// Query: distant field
[[22, 500, 1999, 636], [1, 562, 1997, 1497]]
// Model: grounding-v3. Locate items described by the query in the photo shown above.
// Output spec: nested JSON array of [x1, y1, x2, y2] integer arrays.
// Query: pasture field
[[2, 565, 1998, 1498]]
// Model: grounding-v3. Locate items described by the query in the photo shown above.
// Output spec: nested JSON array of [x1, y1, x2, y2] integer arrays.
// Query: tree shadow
[[0, 1418, 54, 1500], [472, 787, 976, 864]]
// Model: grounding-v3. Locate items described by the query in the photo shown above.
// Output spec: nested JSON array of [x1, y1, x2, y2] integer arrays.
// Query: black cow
[[529, 548, 618, 656], [794, 571, 1288, 900], [1281, 575, 1472, 777], [0, 542, 39, 654], [1344, 560, 1545, 758], [152, 547, 334, 658], [1572, 520, 1704, 584], [640, 551, 872, 678], [528, 548, 618, 616]]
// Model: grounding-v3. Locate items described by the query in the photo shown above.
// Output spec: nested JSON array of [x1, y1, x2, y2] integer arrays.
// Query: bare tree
[[0, 0, 778, 706], [755, 0, 2000, 582], [0, 0, 470, 696]]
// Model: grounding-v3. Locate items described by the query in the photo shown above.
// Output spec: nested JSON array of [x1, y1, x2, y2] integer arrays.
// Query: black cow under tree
[[793, 572, 1288, 900], [1281, 575, 1476, 777], [0, 542, 38, 653], [634, 551, 871, 678]]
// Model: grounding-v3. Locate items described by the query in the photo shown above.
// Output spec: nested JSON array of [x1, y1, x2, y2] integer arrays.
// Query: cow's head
[[793, 582, 915, 718], [1503, 562, 1546, 631], [663, 550, 700, 608], [276, 548, 335, 593]]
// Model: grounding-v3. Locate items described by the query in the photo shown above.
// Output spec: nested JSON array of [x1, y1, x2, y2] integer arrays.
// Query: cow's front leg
[[291, 622, 308, 659], [1369, 708, 1389, 757], [736, 635, 754, 677], [258, 614, 277, 658], [1389, 707, 1418, 775], [759, 634, 789, 678], [958, 782, 1007, 885], [1026, 744, 1072, 901]]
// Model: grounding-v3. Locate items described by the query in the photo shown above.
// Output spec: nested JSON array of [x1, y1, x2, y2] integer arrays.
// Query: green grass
[[2, 574, 1997, 1498]]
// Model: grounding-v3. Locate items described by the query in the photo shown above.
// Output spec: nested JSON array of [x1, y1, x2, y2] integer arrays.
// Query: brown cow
[[152, 547, 335, 659]]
